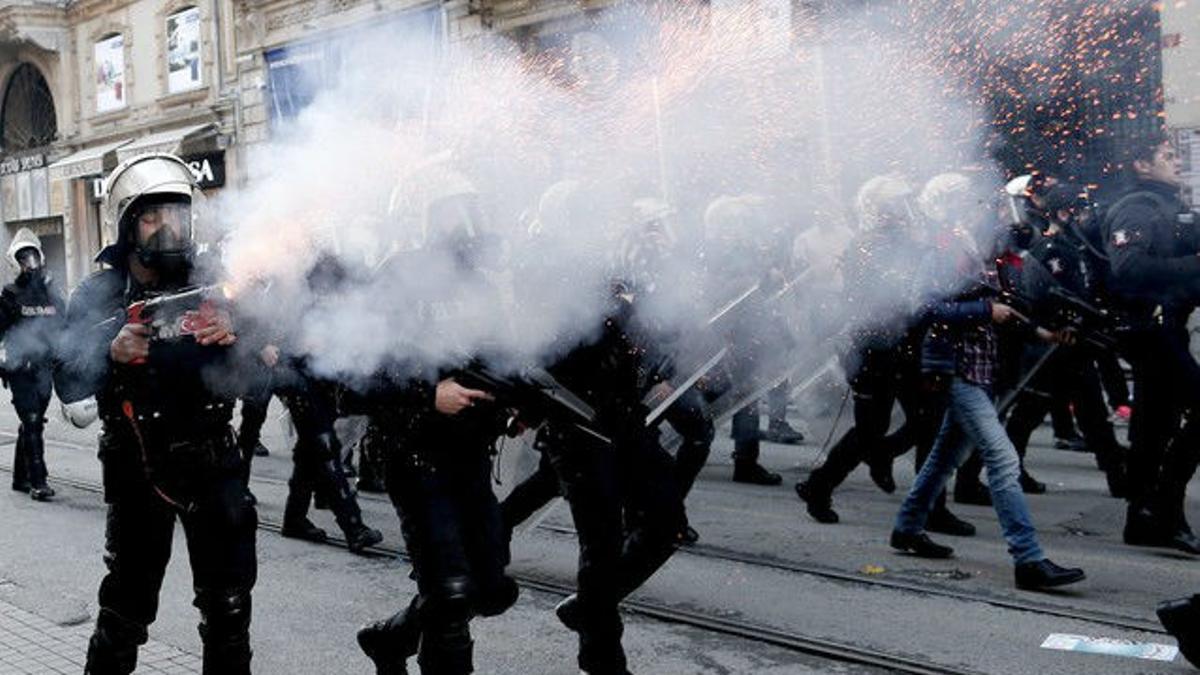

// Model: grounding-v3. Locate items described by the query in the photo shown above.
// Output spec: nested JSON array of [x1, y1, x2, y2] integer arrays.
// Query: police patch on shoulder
[[1112, 229, 1130, 247], [1047, 258, 1063, 274]]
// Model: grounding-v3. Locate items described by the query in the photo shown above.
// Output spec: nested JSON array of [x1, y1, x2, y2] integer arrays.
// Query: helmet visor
[[15, 247, 41, 272], [135, 202, 193, 253]]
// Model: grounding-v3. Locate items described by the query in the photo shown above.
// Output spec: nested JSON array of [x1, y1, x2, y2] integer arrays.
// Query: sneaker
[[1014, 559, 1086, 590], [795, 481, 839, 524]]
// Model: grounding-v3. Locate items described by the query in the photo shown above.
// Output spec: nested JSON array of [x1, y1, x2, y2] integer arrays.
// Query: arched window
[[1, 63, 57, 152]]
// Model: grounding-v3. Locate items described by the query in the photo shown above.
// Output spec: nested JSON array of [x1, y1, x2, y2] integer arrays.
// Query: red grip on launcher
[[126, 301, 149, 365]]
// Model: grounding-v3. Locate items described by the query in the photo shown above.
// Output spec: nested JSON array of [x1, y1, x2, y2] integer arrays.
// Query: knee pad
[[474, 576, 519, 618], [19, 412, 44, 434], [427, 576, 472, 621], [195, 589, 252, 643]]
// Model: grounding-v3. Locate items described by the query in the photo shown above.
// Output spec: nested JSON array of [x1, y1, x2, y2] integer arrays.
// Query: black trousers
[[664, 387, 715, 499], [1125, 327, 1200, 528], [1003, 348, 1122, 470], [86, 431, 257, 675], [1096, 349, 1131, 410], [387, 443, 515, 675], [806, 348, 941, 497], [544, 425, 685, 673], [8, 364, 52, 490], [280, 391, 365, 533]]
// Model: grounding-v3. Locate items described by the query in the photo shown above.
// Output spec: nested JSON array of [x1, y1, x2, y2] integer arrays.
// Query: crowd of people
[[1, 130, 1198, 674]]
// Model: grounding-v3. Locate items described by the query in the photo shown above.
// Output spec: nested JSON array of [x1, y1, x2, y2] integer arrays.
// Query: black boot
[[417, 621, 474, 675], [1014, 559, 1086, 590], [890, 530, 954, 558], [1123, 504, 1167, 548], [1157, 596, 1200, 668], [281, 475, 327, 542], [343, 521, 383, 554], [358, 596, 421, 675], [732, 447, 781, 485], [795, 481, 839, 524], [23, 421, 53, 501], [867, 454, 897, 494], [763, 420, 805, 445], [85, 608, 146, 675], [1018, 470, 1046, 495], [926, 507, 976, 537], [10, 438, 29, 493]]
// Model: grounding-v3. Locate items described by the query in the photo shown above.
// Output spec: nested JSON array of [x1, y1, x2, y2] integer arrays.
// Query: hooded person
[[1, 227, 66, 500], [54, 153, 258, 675]]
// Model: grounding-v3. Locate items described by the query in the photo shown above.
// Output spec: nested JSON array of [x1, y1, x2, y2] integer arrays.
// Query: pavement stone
[[0, 593, 200, 675]]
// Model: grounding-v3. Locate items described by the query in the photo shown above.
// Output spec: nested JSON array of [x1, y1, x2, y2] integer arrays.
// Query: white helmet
[[7, 227, 43, 271], [103, 153, 197, 236], [61, 397, 99, 429], [530, 179, 583, 239], [854, 174, 915, 232], [918, 172, 972, 224], [388, 154, 481, 250], [703, 194, 769, 245]]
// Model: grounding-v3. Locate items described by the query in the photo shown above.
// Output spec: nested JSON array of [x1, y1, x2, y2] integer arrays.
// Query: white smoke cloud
[[206, 2, 1022, 386]]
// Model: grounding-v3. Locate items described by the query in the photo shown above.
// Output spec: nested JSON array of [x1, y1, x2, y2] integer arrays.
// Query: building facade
[[0, 0, 810, 287]]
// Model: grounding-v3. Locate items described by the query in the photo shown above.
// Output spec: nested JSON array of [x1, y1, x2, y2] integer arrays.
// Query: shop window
[[167, 7, 204, 93], [0, 63, 57, 151], [95, 34, 127, 113]]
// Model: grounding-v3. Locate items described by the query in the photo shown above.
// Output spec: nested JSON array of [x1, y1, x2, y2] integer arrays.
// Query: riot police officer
[[1, 227, 65, 501], [358, 160, 518, 675], [55, 154, 257, 674], [994, 184, 1127, 498], [1103, 135, 1200, 555], [796, 175, 972, 535]]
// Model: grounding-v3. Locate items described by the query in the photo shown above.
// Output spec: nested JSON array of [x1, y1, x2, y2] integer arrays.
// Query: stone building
[[0, 0, 238, 287], [0, 0, 806, 287]]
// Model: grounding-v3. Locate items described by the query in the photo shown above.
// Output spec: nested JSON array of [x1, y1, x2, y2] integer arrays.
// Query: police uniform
[[1104, 176, 1200, 553], [0, 236, 65, 498]]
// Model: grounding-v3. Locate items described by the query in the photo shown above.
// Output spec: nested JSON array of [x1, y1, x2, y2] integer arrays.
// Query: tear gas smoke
[[204, 1, 1134, 387]]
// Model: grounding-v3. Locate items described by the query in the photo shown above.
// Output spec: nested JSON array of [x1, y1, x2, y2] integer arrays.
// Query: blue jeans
[[895, 377, 1045, 564]]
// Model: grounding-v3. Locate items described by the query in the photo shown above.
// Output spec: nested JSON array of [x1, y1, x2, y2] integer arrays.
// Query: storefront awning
[[114, 123, 217, 164], [46, 139, 133, 181]]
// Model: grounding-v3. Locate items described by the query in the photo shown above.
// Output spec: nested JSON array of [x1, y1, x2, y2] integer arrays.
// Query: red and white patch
[[1112, 229, 1130, 247]]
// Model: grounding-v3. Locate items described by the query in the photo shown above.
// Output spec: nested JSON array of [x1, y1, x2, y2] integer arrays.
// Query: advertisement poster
[[95, 35, 126, 113], [168, 7, 203, 93]]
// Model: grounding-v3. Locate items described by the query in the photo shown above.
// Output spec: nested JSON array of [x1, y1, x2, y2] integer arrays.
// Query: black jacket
[[1103, 178, 1200, 328], [0, 272, 65, 371], [54, 248, 241, 444]]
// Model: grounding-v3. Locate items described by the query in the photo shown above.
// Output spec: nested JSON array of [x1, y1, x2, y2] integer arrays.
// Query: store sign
[[184, 151, 225, 189], [0, 153, 45, 176]]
